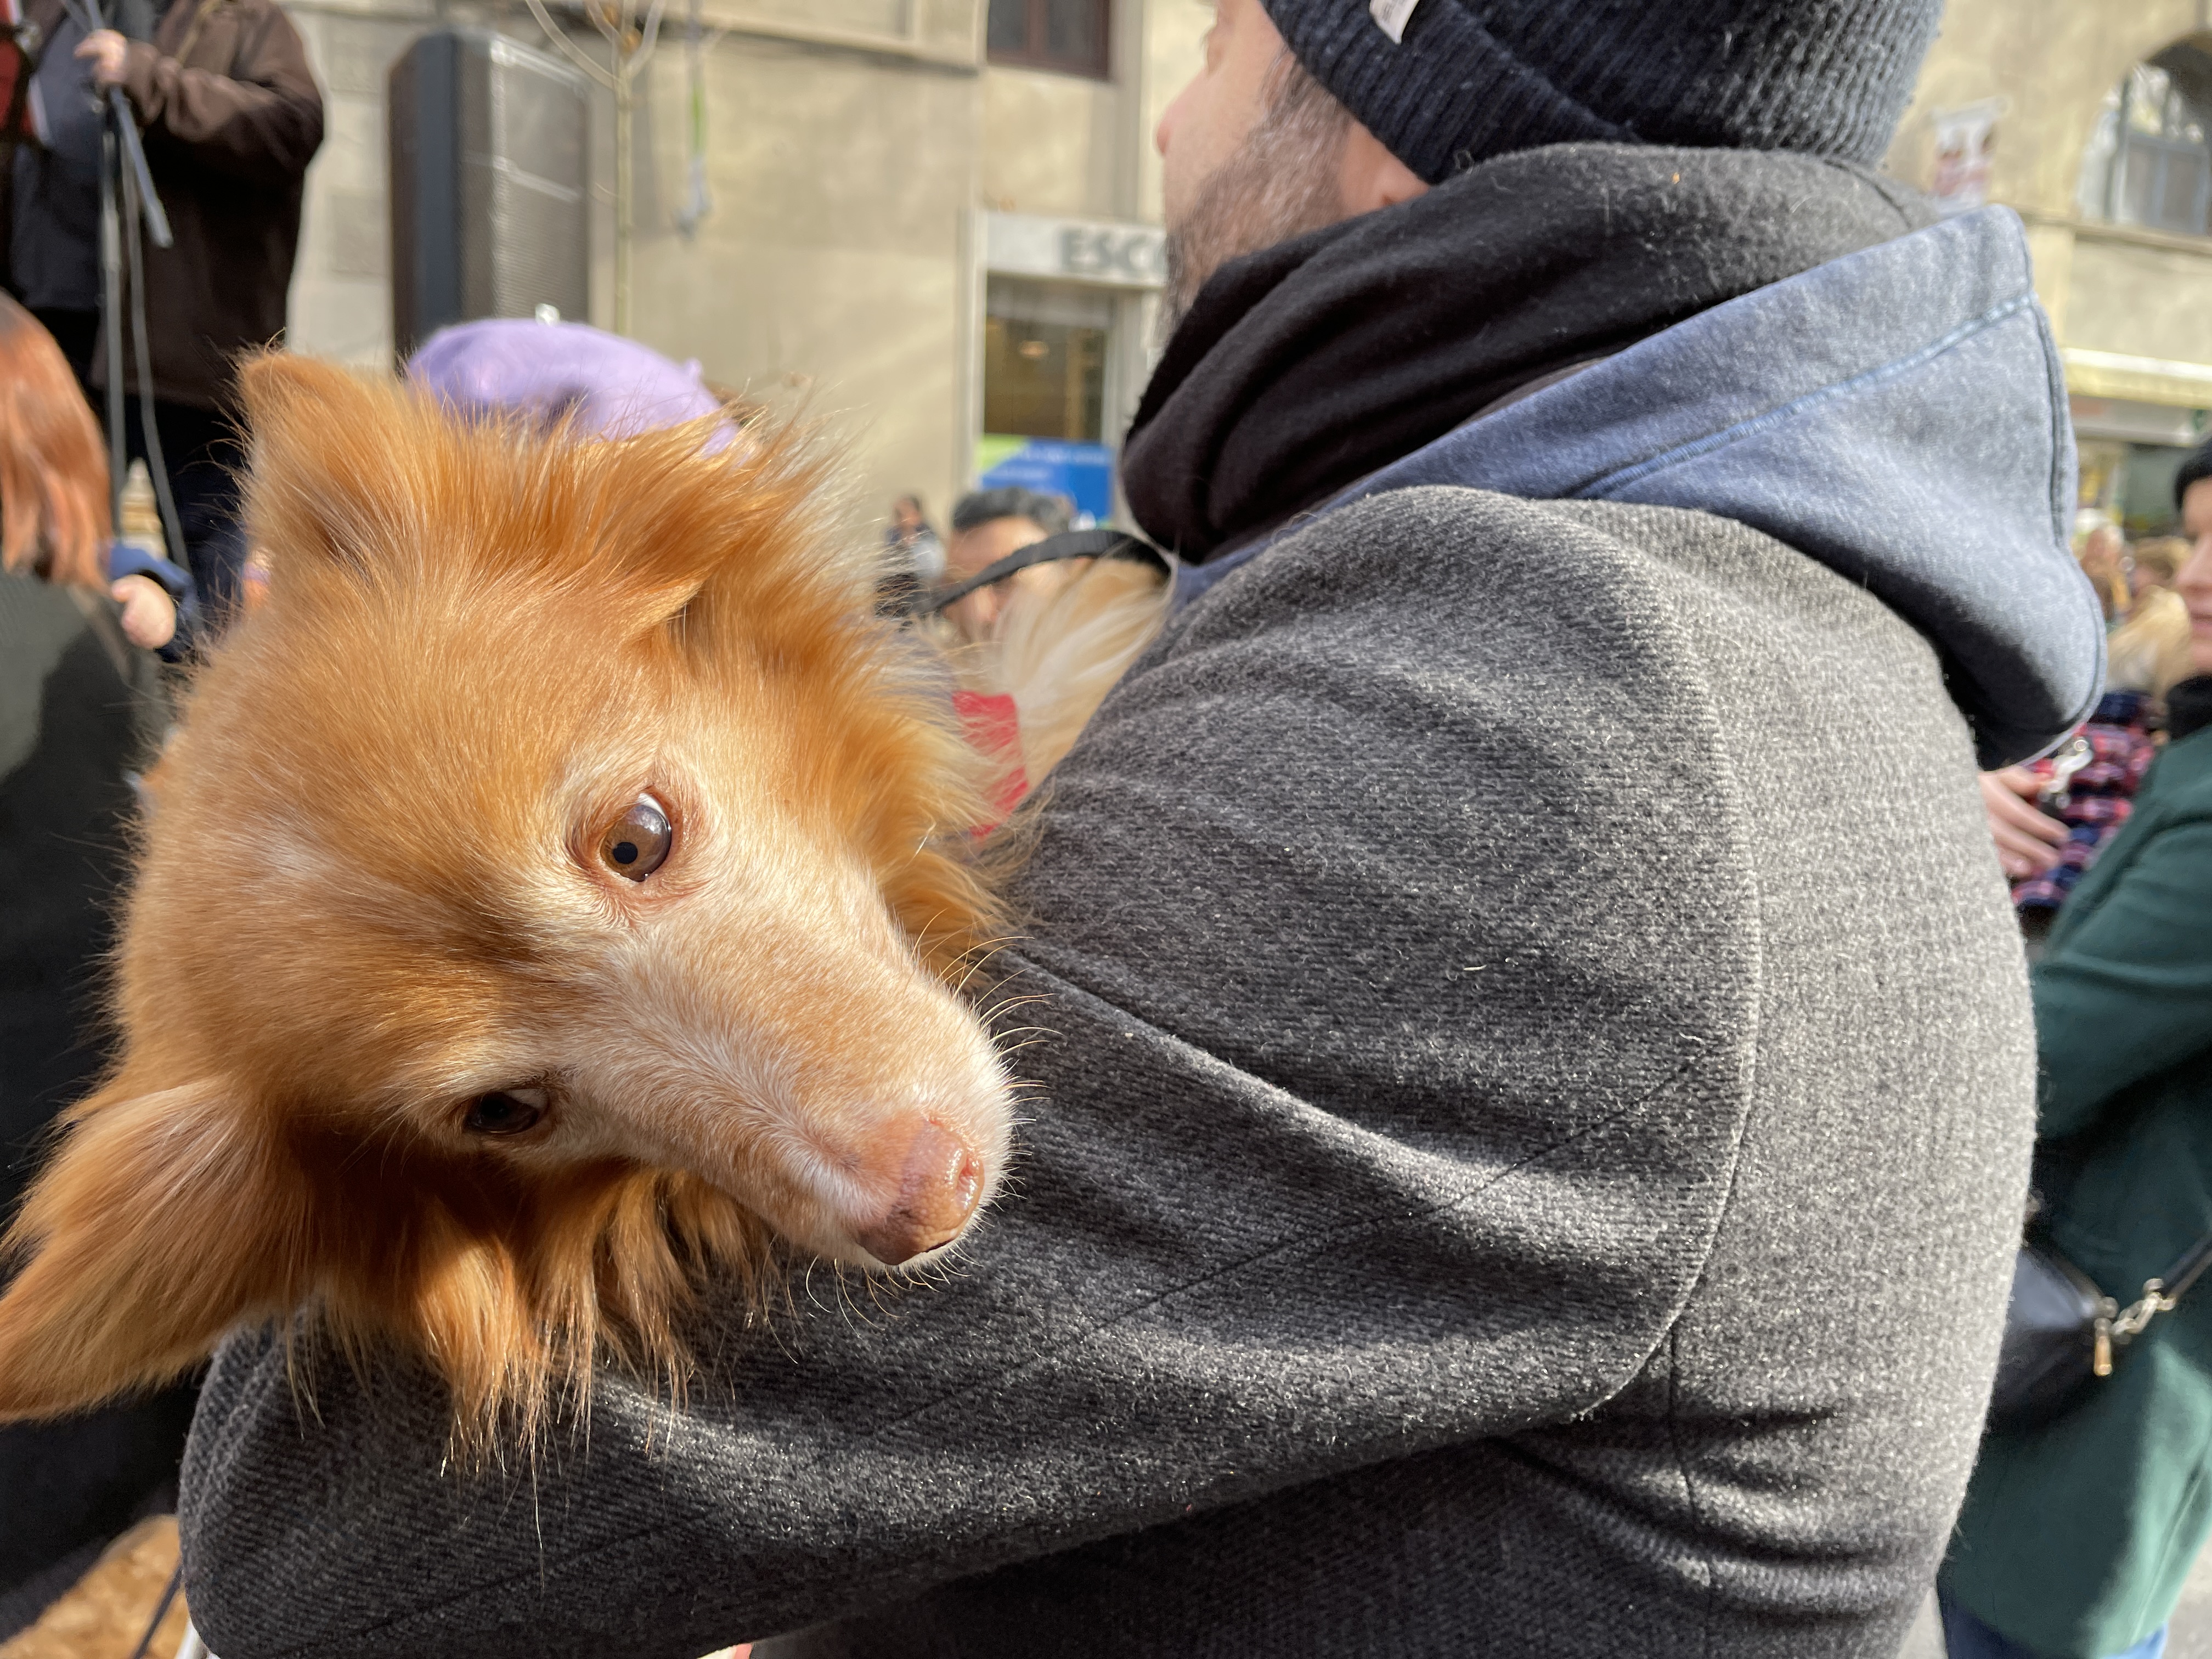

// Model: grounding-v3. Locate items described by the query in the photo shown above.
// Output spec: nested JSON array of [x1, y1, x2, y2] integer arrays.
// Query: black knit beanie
[[2176, 435, 2212, 510], [1259, 0, 1944, 184]]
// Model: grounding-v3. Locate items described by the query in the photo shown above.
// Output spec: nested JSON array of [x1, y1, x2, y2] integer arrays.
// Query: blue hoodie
[[1177, 206, 2100, 769]]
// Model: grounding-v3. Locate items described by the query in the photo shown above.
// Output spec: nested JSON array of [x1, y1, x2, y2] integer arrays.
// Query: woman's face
[[2176, 481, 2212, 673]]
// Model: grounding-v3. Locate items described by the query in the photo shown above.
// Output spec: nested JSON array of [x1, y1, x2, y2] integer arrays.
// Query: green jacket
[[1944, 725, 2212, 1658]]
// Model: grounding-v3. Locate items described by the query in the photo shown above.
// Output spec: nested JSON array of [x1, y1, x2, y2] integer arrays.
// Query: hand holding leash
[[58, 0, 170, 247], [72, 22, 124, 82]]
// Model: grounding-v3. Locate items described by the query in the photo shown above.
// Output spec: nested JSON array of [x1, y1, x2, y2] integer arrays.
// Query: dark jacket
[[0, 568, 189, 1641], [1943, 725, 2212, 1658], [2, 0, 321, 410], [180, 146, 2092, 1658], [5, 0, 113, 313]]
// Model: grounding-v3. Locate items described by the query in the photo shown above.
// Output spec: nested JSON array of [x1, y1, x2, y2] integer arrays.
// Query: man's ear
[[0, 1082, 301, 1421], [1338, 121, 1428, 218]]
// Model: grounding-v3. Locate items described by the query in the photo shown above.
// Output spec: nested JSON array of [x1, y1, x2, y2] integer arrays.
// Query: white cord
[[522, 0, 617, 88], [175, 1621, 209, 1659], [628, 0, 669, 75]]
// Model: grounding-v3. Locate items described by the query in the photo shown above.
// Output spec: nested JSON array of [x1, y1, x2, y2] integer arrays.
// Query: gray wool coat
[[178, 165, 2091, 1658]]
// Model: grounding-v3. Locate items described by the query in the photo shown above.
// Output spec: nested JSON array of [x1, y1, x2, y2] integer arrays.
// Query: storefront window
[[2078, 49, 2212, 235], [2072, 396, 2211, 534], [977, 276, 1116, 522], [983, 277, 1109, 442]]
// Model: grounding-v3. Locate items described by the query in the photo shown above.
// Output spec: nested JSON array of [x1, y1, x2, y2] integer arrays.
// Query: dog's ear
[[235, 352, 419, 574], [0, 1081, 302, 1421], [570, 413, 835, 646]]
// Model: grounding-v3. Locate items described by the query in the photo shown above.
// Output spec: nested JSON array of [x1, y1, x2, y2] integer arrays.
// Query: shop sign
[[975, 435, 1114, 523], [2068, 394, 2208, 447], [985, 211, 1166, 290]]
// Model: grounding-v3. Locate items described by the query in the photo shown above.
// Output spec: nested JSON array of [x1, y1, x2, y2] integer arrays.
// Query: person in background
[[0, 289, 185, 1646], [0, 0, 321, 624], [1983, 765, 2073, 883], [1939, 445, 2212, 1659], [1, 0, 147, 386], [407, 315, 730, 439], [0, 294, 188, 643], [2006, 689, 2163, 929], [937, 484, 1073, 640], [889, 493, 944, 575], [2107, 537, 2197, 700], [2078, 516, 2130, 624], [1985, 536, 2203, 910], [2129, 536, 2189, 600], [877, 493, 945, 617]]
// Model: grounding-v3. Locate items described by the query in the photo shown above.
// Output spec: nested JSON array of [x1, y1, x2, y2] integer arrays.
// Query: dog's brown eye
[[600, 795, 672, 881], [464, 1087, 546, 1135]]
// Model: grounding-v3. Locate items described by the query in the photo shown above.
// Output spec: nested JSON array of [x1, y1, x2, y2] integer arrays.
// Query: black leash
[[916, 528, 1167, 617], [63, 0, 185, 558], [126, 1560, 184, 1659], [2158, 1232, 2212, 1307], [61, 0, 168, 244]]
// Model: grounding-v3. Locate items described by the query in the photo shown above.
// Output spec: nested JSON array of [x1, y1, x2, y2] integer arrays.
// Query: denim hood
[[1177, 206, 2100, 769]]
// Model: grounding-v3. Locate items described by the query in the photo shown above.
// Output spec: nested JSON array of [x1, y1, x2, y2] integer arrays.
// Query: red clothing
[[952, 690, 1028, 826]]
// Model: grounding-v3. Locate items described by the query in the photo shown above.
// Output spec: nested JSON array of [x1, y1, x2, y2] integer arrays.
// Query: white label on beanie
[[1369, 0, 1419, 43]]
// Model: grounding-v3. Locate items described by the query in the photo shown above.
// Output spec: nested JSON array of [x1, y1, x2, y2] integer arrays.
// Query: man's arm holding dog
[[181, 490, 1764, 1658]]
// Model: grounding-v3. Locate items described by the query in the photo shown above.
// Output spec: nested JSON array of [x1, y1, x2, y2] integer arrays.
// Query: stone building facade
[[1887, 0, 2212, 531], [284, 0, 1205, 533], [287, 1, 2212, 537]]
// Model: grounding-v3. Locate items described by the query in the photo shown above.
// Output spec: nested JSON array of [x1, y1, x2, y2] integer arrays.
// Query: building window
[[987, 0, 1110, 79], [976, 276, 1117, 523], [2079, 49, 2212, 236], [982, 277, 1110, 442]]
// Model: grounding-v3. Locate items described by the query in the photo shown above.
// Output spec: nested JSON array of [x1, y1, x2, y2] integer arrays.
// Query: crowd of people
[[1947, 486, 2212, 1658], [2, 0, 2212, 1656], [1988, 520, 2212, 934], [881, 484, 1081, 637]]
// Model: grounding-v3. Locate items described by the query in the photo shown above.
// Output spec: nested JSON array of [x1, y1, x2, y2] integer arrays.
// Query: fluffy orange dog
[[0, 357, 1019, 1440]]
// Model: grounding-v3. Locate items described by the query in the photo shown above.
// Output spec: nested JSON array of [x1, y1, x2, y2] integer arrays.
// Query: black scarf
[[1122, 143, 1935, 562]]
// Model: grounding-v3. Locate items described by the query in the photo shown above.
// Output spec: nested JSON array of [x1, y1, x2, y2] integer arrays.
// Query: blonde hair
[[2131, 536, 2191, 587], [2107, 585, 2198, 699], [0, 294, 111, 588], [922, 554, 1172, 786]]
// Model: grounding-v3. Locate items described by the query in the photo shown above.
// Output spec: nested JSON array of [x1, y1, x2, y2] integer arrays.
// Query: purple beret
[[406, 318, 726, 440]]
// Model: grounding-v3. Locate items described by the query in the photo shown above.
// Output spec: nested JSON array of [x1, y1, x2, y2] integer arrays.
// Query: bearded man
[[179, 2, 2100, 1655]]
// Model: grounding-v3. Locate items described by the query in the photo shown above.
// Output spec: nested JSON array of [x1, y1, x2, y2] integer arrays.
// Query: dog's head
[[0, 358, 1013, 1433]]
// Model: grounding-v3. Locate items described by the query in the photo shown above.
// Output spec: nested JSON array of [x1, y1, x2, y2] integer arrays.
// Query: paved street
[[1900, 1547, 2212, 1655]]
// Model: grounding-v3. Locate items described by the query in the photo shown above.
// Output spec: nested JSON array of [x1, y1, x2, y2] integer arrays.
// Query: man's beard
[[1159, 59, 1352, 341]]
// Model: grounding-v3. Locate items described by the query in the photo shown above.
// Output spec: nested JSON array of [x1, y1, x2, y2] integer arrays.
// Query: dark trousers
[[32, 306, 250, 622]]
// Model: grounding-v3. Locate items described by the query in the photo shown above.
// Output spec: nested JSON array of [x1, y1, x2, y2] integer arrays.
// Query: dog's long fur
[[994, 557, 1169, 781], [0, 358, 1033, 1443]]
